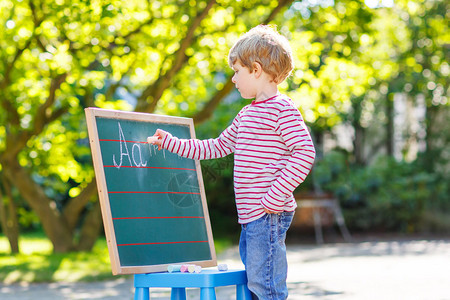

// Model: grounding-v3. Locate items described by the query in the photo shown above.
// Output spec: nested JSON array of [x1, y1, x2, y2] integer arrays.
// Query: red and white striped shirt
[[161, 94, 316, 224]]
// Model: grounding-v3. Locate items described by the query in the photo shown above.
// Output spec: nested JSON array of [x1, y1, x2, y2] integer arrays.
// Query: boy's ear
[[252, 62, 263, 78]]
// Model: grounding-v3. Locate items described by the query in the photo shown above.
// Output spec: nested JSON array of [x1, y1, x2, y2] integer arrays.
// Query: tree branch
[[0, 95, 20, 127], [192, 79, 235, 124], [121, 16, 156, 41], [104, 56, 137, 101], [135, 0, 217, 113], [263, 0, 295, 24], [33, 73, 68, 134], [0, 36, 34, 127], [191, 0, 295, 125], [0, 0, 45, 128], [1, 73, 69, 164], [63, 180, 98, 231]]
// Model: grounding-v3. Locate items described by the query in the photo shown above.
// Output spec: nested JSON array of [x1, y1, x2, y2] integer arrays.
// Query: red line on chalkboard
[[99, 139, 147, 144], [112, 216, 204, 220], [103, 165, 196, 171], [108, 191, 200, 195], [117, 240, 208, 247]]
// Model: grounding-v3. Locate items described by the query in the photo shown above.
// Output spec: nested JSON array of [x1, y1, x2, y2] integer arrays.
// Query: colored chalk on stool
[[167, 265, 182, 273], [180, 265, 188, 273], [147, 136, 158, 144], [168, 264, 202, 273], [217, 264, 228, 271], [180, 264, 195, 273]]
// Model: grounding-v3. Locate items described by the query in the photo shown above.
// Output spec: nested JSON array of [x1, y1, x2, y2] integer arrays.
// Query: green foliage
[[313, 150, 449, 232], [200, 155, 239, 240], [282, 0, 449, 135], [17, 207, 40, 230]]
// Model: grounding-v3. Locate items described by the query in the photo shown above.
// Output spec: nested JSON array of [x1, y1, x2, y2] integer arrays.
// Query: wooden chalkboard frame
[[85, 108, 217, 275]]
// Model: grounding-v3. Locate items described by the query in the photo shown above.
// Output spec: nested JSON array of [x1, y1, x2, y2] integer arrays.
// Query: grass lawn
[[0, 232, 232, 284]]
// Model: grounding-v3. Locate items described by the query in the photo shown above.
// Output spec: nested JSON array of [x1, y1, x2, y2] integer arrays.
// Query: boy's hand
[[264, 208, 277, 214], [147, 129, 168, 150]]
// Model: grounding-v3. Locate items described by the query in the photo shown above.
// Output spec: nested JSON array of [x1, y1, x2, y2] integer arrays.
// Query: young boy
[[151, 25, 315, 299]]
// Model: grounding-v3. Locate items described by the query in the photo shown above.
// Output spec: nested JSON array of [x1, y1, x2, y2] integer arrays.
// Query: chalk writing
[[132, 143, 147, 167], [112, 122, 148, 169]]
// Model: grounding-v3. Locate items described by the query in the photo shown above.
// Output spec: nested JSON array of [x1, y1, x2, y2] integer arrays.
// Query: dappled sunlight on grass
[[0, 252, 61, 284], [19, 238, 53, 255], [0, 232, 53, 255], [52, 251, 113, 282], [0, 233, 234, 284], [0, 233, 114, 284]]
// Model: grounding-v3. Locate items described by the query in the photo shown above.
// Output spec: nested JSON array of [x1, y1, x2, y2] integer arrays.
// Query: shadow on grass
[[0, 252, 64, 283]]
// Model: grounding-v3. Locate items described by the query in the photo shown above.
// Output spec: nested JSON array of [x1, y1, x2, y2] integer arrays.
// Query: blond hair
[[228, 25, 294, 84]]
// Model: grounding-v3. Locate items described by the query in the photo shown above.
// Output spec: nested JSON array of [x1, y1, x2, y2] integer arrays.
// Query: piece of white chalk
[[147, 136, 159, 144], [193, 265, 202, 273], [217, 264, 228, 271], [187, 265, 196, 273]]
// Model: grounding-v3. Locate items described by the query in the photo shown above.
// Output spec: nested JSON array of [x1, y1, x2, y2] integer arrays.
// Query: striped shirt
[[161, 94, 316, 224]]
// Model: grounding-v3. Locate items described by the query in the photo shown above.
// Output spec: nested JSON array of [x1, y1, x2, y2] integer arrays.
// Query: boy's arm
[[150, 120, 239, 160], [260, 107, 316, 213]]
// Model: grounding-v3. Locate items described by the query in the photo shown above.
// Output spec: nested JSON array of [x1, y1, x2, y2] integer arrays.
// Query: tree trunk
[[2, 160, 74, 252], [351, 97, 365, 165], [0, 177, 20, 253], [354, 124, 365, 165], [76, 201, 102, 251], [423, 104, 441, 173], [386, 93, 394, 157]]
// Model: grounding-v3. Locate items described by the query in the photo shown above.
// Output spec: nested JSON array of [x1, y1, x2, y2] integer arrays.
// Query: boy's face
[[231, 62, 257, 100]]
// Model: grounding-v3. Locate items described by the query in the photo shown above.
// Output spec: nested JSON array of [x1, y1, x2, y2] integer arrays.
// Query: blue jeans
[[239, 211, 294, 300]]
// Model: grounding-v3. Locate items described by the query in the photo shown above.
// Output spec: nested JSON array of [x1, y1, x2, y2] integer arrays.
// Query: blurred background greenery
[[0, 0, 448, 283]]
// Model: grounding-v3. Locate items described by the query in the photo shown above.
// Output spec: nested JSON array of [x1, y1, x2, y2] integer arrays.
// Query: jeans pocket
[[280, 211, 295, 232]]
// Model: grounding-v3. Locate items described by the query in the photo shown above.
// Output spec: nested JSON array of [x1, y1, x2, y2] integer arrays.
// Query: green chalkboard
[[85, 108, 216, 275]]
